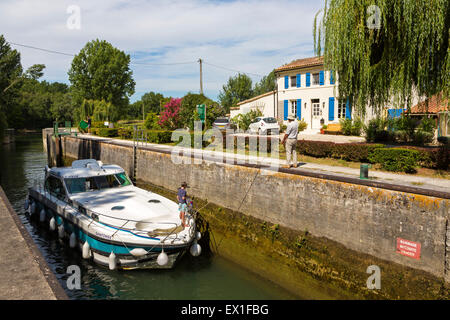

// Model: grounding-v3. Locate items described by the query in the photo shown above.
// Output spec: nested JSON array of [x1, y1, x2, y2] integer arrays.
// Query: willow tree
[[314, 0, 449, 116]]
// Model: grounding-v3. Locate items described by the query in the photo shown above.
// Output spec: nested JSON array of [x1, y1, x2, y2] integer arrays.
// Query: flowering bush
[[158, 98, 182, 130]]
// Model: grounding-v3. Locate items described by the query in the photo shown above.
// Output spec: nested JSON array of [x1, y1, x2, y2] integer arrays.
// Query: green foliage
[[218, 73, 253, 112], [339, 118, 362, 136], [364, 117, 394, 142], [96, 128, 119, 137], [144, 112, 161, 130], [368, 148, 420, 173], [68, 39, 135, 122], [231, 109, 263, 131], [314, 0, 450, 115], [298, 119, 308, 132], [178, 92, 223, 130], [253, 70, 276, 96], [297, 141, 384, 162]]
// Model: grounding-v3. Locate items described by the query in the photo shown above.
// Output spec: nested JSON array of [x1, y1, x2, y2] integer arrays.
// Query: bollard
[[360, 163, 370, 179]]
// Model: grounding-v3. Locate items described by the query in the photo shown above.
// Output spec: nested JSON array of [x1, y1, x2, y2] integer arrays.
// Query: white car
[[249, 117, 280, 135]]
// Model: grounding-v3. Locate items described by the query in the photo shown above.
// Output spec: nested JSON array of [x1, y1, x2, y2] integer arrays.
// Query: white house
[[275, 56, 366, 133], [232, 56, 427, 134], [230, 90, 276, 120], [232, 56, 382, 133]]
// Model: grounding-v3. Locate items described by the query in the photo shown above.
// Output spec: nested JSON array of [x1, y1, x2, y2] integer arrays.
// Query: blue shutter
[[328, 97, 335, 121], [297, 99, 302, 120], [319, 71, 325, 85], [296, 74, 301, 87], [306, 73, 311, 87], [284, 76, 289, 89], [330, 70, 335, 84], [284, 100, 288, 120], [345, 98, 352, 119]]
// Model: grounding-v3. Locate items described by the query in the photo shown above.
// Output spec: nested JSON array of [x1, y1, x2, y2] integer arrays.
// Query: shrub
[[400, 145, 449, 170], [297, 141, 335, 158], [144, 112, 161, 130], [97, 128, 119, 137], [332, 143, 385, 162], [368, 148, 420, 173], [118, 128, 133, 139], [364, 118, 395, 143], [298, 119, 308, 132], [340, 118, 353, 136]]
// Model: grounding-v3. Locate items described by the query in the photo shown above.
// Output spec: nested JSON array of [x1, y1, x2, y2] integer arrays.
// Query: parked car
[[249, 117, 280, 135], [212, 117, 232, 131]]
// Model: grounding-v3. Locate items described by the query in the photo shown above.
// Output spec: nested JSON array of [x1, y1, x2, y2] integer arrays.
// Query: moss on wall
[[138, 180, 450, 300]]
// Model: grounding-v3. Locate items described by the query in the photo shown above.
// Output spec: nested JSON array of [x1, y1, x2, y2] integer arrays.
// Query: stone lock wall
[[57, 133, 450, 282]]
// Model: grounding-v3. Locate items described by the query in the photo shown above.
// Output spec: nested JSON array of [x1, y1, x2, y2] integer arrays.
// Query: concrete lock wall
[[57, 133, 450, 282]]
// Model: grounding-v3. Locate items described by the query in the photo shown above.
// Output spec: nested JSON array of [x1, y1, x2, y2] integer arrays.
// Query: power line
[[9, 42, 75, 57], [9, 42, 197, 66], [203, 60, 263, 78]]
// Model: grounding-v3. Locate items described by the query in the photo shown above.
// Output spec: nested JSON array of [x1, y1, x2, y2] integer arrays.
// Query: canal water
[[0, 134, 300, 300]]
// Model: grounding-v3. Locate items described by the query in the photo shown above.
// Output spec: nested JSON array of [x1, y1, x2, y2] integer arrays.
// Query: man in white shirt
[[281, 115, 298, 168]]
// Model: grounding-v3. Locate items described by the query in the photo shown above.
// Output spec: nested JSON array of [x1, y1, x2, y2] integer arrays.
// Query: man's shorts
[[178, 203, 187, 212]]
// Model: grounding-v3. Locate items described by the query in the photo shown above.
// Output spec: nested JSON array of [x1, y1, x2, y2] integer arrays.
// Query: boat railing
[[31, 180, 194, 240]]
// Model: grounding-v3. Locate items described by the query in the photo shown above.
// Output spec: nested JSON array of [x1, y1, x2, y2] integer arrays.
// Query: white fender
[[109, 252, 117, 270], [40, 208, 46, 222], [157, 249, 169, 266], [196, 231, 202, 241], [49, 217, 56, 231], [58, 224, 65, 239], [69, 232, 77, 248], [82, 241, 91, 259], [130, 248, 147, 257], [190, 240, 202, 257]]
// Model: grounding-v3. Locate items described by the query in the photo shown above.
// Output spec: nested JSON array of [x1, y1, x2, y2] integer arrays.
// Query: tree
[[141, 92, 164, 115], [68, 39, 135, 121], [178, 92, 223, 130], [253, 70, 276, 96], [158, 98, 182, 130], [313, 0, 450, 116], [218, 73, 253, 112]]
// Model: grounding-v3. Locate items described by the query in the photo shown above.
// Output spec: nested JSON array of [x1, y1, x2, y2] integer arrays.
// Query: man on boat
[[177, 182, 189, 228]]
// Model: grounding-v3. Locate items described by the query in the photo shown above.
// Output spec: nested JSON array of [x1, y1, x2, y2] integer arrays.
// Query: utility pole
[[198, 58, 203, 95]]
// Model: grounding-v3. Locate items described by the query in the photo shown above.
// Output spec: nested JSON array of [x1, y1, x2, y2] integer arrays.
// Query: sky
[[0, 0, 323, 102]]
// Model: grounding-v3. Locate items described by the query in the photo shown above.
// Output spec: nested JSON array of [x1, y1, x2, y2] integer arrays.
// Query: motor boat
[[25, 159, 201, 270]]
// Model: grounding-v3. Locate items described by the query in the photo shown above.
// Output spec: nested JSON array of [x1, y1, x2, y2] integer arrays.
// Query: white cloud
[[0, 0, 322, 101]]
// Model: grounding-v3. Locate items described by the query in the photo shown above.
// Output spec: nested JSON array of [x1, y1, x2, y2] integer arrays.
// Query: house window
[[290, 76, 296, 87], [291, 100, 297, 116], [312, 73, 320, 85], [338, 101, 346, 119]]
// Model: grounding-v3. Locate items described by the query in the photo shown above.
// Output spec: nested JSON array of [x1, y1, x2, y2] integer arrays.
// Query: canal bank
[[51, 131, 450, 299], [0, 185, 67, 299], [1, 134, 303, 300]]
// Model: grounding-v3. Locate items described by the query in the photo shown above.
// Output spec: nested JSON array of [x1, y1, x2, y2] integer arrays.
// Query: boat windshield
[[65, 173, 132, 194]]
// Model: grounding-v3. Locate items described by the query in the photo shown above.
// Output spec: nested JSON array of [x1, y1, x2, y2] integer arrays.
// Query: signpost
[[196, 104, 206, 128]]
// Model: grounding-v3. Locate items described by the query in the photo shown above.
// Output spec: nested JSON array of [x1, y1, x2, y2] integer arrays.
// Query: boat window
[[45, 176, 67, 200], [65, 173, 131, 194], [115, 172, 132, 186], [95, 175, 120, 189], [65, 177, 99, 194]]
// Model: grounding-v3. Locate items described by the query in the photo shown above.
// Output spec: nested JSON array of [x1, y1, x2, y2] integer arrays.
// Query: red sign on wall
[[396, 238, 421, 259]]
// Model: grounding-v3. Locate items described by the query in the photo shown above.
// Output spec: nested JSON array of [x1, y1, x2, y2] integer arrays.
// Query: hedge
[[368, 148, 421, 173], [296, 140, 385, 162], [97, 128, 119, 137], [399, 145, 449, 170]]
